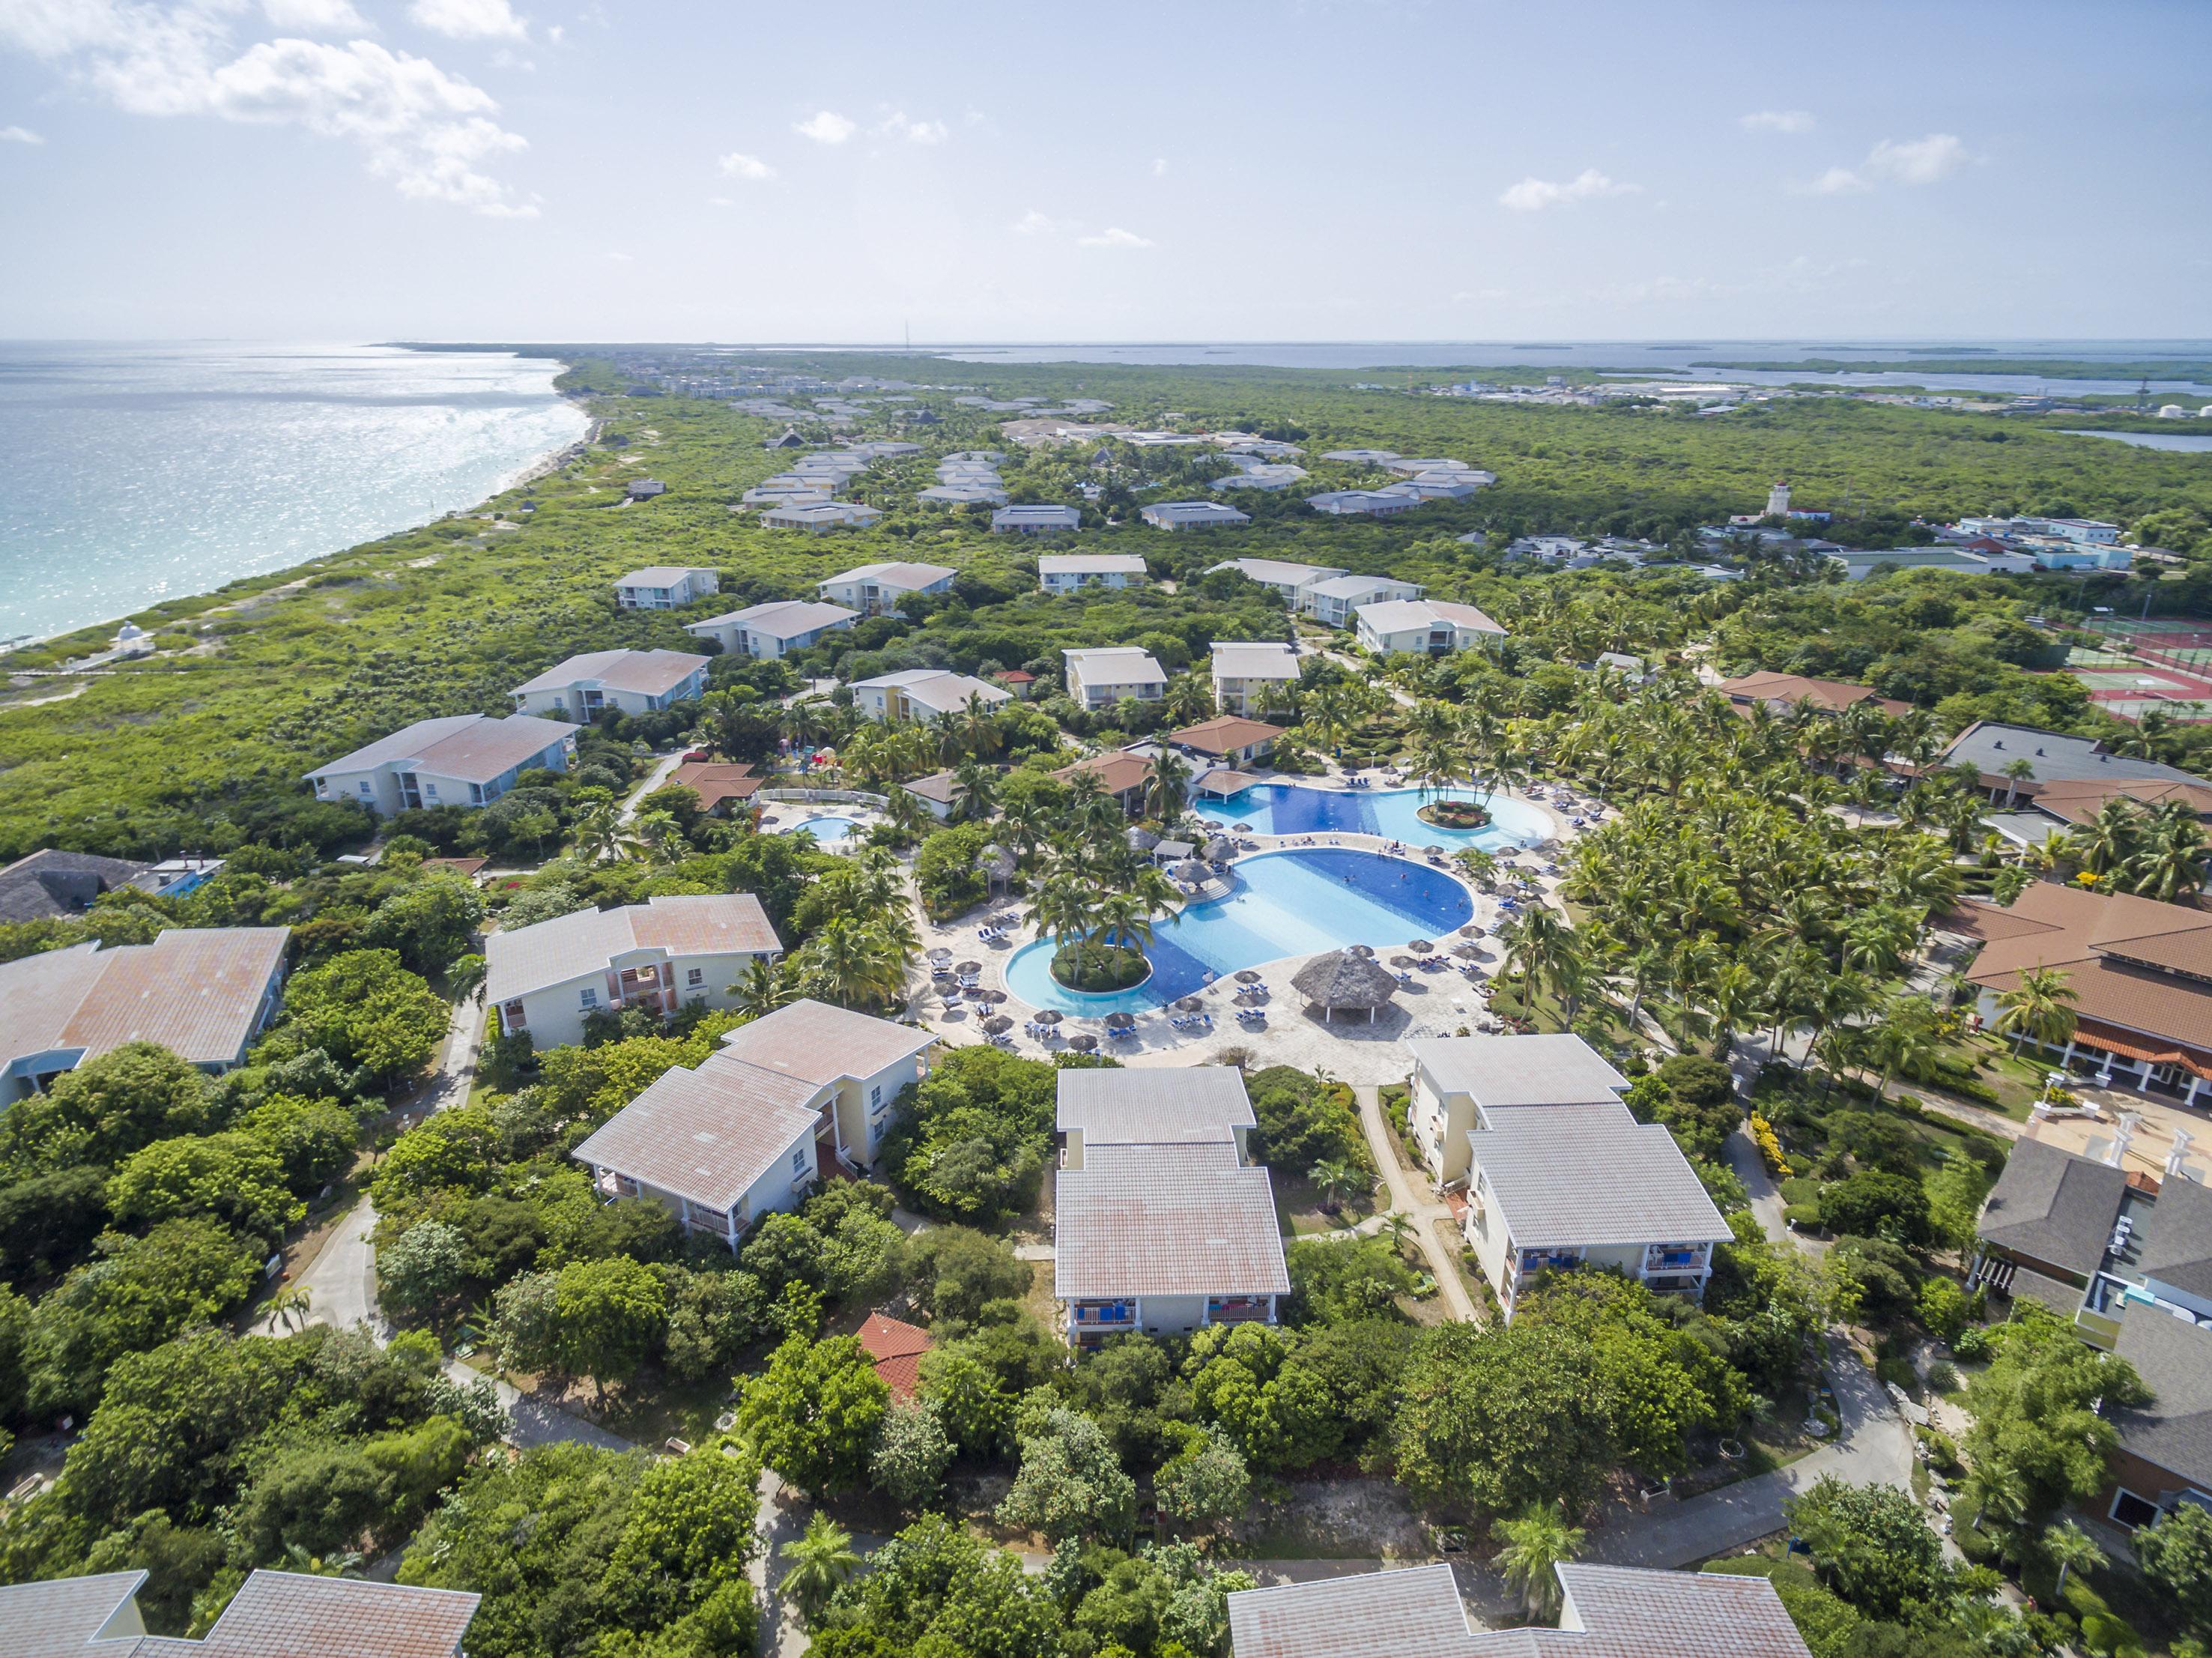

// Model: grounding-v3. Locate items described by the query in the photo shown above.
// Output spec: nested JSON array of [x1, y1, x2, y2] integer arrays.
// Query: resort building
[[1983, 774, 2212, 855], [1053, 1067, 1289, 1346], [2, 1567, 481, 1658], [1140, 500, 1251, 531], [760, 501, 885, 534], [902, 769, 964, 821], [1406, 1033, 1631, 1184], [570, 999, 933, 1247], [857, 1312, 934, 1403], [1063, 647, 1167, 710], [1381, 456, 1492, 480], [1054, 748, 1155, 815], [1037, 551, 1146, 589], [919, 483, 1010, 507], [1171, 714, 1281, 766], [1354, 598, 1508, 657], [1945, 887, 2212, 1105], [1305, 489, 1422, 518], [307, 714, 580, 816], [486, 894, 782, 1052], [1318, 448, 1402, 464], [1718, 671, 1912, 719], [1226, 1561, 1810, 1658], [1300, 572, 1424, 626], [685, 599, 857, 659], [1969, 1137, 2212, 1528], [1212, 464, 1307, 492], [849, 669, 1013, 724], [1935, 721, 2212, 804], [1209, 641, 1301, 715], [0, 848, 222, 923], [741, 485, 834, 508], [1206, 557, 1346, 605], [613, 566, 720, 609], [994, 505, 1085, 536], [817, 560, 957, 617], [1, 927, 290, 1105], [509, 649, 709, 720], [665, 760, 762, 816], [1387, 472, 1491, 500]]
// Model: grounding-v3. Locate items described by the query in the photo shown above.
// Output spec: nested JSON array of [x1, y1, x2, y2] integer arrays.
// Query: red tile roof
[[1718, 671, 1910, 718], [856, 1312, 933, 1402]]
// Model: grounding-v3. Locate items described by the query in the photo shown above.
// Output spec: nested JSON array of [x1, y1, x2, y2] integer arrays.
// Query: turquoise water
[[1198, 784, 1551, 850], [784, 815, 865, 842], [1002, 847, 1475, 1014]]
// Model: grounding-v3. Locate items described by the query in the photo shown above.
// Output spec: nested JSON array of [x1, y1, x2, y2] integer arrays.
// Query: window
[[687, 968, 704, 987], [423, 782, 439, 800], [2111, 1489, 2162, 1529], [580, 988, 598, 1008], [469, 783, 485, 805], [358, 781, 373, 798], [502, 1000, 527, 1030], [870, 1084, 884, 1113], [791, 1148, 807, 1173]]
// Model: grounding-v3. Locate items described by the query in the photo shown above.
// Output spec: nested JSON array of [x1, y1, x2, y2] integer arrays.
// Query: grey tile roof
[[2110, 1303, 2212, 1492], [615, 566, 717, 588], [306, 714, 580, 785], [715, 998, 935, 1086], [511, 648, 708, 698], [571, 1049, 821, 1211], [1228, 1564, 1477, 1658], [1306, 574, 1421, 601], [691, 599, 856, 638], [1976, 1137, 2127, 1279], [1469, 1102, 1730, 1250], [1056, 1065, 1255, 1140], [1408, 1034, 1628, 1107], [1942, 721, 2209, 789], [1, 928, 288, 1072], [0, 849, 151, 924], [2137, 1175, 2212, 1300], [1551, 1564, 1812, 1657], [485, 895, 779, 1004], [3, 1570, 151, 1658], [1055, 1140, 1290, 1301]]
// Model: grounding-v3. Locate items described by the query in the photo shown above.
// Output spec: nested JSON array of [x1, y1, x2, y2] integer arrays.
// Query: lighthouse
[[1766, 482, 1792, 518]]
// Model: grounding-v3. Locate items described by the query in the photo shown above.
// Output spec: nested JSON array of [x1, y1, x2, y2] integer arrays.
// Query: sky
[[1, 0, 2208, 343]]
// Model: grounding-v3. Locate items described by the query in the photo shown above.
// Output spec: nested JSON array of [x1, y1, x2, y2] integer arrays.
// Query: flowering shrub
[[1749, 1113, 1788, 1175]]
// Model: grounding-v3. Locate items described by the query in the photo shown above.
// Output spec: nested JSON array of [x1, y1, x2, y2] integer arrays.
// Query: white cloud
[[545, 22, 562, 43], [707, 194, 731, 207], [1151, 156, 1168, 177], [263, 0, 373, 33], [407, 0, 527, 42], [876, 109, 946, 145], [607, 250, 629, 261], [0, 5, 534, 215], [1739, 109, 1814, 133], [793, 109, 855, 144], [1012, 208, 1067, 236], [1078, 226, 1153, 249], [0, 124, 44, 144], [717, 149, 772, 181], [1498, 168, 1637, 211], [1451, 286, 1510, 303], [1810, 132, 1972, 194]]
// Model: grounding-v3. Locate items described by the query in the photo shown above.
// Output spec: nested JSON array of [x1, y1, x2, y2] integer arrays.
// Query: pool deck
[[906, 782, 1596, 1086]]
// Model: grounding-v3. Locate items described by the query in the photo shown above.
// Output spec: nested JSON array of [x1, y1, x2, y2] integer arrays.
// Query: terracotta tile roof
[[1, 928, 288, 1072], [1718, 671, 1910, 718], [570, 1050, 820, 1211], [1172, 715, 1283, 755], [1057, 749, 1154, 797], [856, 1312, 934, 1402], [1958, 887, 2212, 1062], [485, 895, 780, 1004], [1055, 1140, 1290, 1301], [715, 998, 936, 1086], [511, 649, 708, 699], [2030, 776, 2212, 825], [667, 763, 763, 811], [1551, 1564, 1813, 1657], [1228, 1564, 1478, 1658]]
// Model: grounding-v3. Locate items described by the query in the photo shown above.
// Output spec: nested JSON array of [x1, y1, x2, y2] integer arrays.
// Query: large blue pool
[[1002, 847, 1476, 1014], [782, 814, 865, 843], [1198, 784, 1549, 850]]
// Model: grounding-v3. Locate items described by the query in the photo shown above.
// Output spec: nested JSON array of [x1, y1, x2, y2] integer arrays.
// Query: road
[[258, 1191, 381, 1338], [1353, 1084, 1477, 1322], [619, 749, 690, 823]]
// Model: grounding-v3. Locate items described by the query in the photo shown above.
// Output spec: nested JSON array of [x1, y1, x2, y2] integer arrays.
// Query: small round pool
[[1201, 784, 1548, 850], [1003, 847, 1476, 1014], [781, 814, 866, 844]]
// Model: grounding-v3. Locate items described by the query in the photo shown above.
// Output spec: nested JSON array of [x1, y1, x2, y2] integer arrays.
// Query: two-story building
[[1, 926, 291, 1105], [996, 505, 1085, 536], [1300, 572, 1423, 626], [1140, 500, 1251, 531], [1354, 598, 1508, 658], [306, 714, 579, 816], [2, 1567, 482, 1658], [486, 894, 782, 1052], [816, 560, 957, 617], [510, 649, 710, 720], [1063, 647, 1167, 710], [1037, 552, 1146, 589], [686, 599, 857, 659], [1209, 641, 1300, 716], [849, 669, 1013, 724], [1406, 1033, 1631, 1184], [762, 501, 885, 534], [1304, 489, 1423, 518], [570, 999, 933, 1248], [613, 566, 719, 609], [1205, 557, 1345, 605], [1053, 1067, 1288, 1346]]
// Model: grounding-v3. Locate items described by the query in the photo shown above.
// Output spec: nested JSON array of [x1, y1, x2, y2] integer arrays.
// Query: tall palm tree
[[796, 916, 901, 1011], [1308, 1158, 1369, 1215], [1874, 995, 1945, 1098], [778, 1513, 863, 1628], [1092, 889, 1155, 953], [1492, 1501, 1585, 1621], [2043, 1519, 2106, 1598], [1145, 748, 1193, 821], [957, 692, 1002, 760], [1993, 966, 2078, 1055], [730, 956, 795, 1020], [2122, 801, 2208, 901], [950, 759, 999, 824], [1499, 904, 1573, 1014]]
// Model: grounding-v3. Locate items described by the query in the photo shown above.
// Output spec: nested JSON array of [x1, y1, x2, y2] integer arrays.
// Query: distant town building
[[1140, 500, 1250, 531]]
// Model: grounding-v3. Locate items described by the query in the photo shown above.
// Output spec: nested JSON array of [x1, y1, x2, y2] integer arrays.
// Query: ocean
[[0, 342, 590, 645]]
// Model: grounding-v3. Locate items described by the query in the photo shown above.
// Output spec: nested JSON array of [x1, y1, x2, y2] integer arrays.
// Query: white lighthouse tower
[[1766, 482, 1792, 518]]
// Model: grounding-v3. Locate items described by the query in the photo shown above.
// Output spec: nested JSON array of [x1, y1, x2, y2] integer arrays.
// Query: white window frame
[[580, 987, 598, 1008]]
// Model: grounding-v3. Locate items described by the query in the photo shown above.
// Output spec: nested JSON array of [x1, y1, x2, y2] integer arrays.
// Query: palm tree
[[572, 802, 628, 863], [1379, 1210, 1417, 1259], [1145, 748, 1193, 821], [882, 785, 934, 841], [1874, 995, 1945, 1099], [950, 759, 999, 824], [778, 1512, 863, 1628], [2043, 1519, 2106, 1598], [1993, 966, 2078, 1055], [280, 1542, 364, 1579], [1091, 889, 1155, 954], [1308, 1158, 1368, 1216], [1966, 1460, 2028, 1534], [1498, 904, 1572, 1014], [1491, 1501, 1585, 1621], [267, 1283, 313, 1334], [2123, 801, 2208, 901], [730, 956, 796, 1020], [796, 916, 902, 1011], [957, 692, 1002, 760]]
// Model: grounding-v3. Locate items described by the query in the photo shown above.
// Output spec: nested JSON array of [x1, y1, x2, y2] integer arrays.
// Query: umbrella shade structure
[[1068, 1034, 1098, 1052], [1034, 1008, 1063, 1025], [1347, 943, 1377, 959], [927, 947, 954, 963], [1407, 939, 1434, 953], [1233, 969, 1263, 984], [1202, 836, 1235, 862], [1171, 859, 1213, 883], [983, 1015, 1013, 1035], [1126, 826, 1160, 853], [1175, 996, 1205, 1012], [1459, 923, 1486, 937], [956, 960, 983, 975], [1291, 950, 1402, 1023], [976, 846, 1016, 885], [1103, 1011, 1137, 1030], [1233, 822, 1253, 832], [1390, 955, 1417, 968], [1452, 942, 1485, 959]]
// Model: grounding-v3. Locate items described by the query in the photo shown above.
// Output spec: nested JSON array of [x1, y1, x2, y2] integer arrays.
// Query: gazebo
[[1291, 950, 1402, 1023], [976, 845, 1016, 892], [1126, 826, 1160, 853]]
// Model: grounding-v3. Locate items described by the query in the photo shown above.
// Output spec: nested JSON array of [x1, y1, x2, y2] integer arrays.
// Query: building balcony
[[1643, 1273, 1706, 1297], [1644, 1244, 1712, 1274], [1071, 1301, 1136, 1329], [1207, 1296, 1271, 1325], [1516, 1249, 1583, 1278]]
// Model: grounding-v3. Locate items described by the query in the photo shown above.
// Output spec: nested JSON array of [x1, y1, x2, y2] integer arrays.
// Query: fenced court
[[2065, 614, 2212, 723]]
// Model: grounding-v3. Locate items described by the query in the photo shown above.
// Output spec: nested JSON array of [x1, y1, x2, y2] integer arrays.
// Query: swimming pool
[[1002, 847, 1476, 1014], [781, 814, 866, 843], [1197, 784, 1549, 851]]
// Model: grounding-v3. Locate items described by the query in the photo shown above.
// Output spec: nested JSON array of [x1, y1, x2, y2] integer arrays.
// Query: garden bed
[[1050, 941, 1151, 992], [1416, 799, 1493, 829]]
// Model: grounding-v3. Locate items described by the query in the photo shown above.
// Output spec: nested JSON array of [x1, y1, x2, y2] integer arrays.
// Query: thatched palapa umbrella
[[1233, 969, 1263, 984], [1203, 836, 1234, 862], [1034, 1008, 1063, 1026], [1291, 950, 1402, 1023], [1068, 1033, 1098, 1052], [1346, 943, 1377, 959], [956, 960, 983, 976], [1171, 859, 1212, 884], [983, 1015, 1013, 1035], [1126, 826, 1160, 853]]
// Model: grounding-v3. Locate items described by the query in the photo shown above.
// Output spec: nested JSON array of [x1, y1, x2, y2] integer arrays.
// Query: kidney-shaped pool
[[1195, 784, 1550, 850], [1002, 847, 1476, 1014]]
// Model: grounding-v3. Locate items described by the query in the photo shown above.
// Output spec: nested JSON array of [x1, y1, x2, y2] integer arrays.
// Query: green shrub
[[2079, 1610, 2143, 1655]]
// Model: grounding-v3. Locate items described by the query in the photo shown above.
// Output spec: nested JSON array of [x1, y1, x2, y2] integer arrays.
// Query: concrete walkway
[[619, 749, 689, 823], [1585, 1334, 1912, 1568], [1724, 1124, 1790, 1246], [1354, 1084, 1477, 1322], [258, 1191, 381, 1338]]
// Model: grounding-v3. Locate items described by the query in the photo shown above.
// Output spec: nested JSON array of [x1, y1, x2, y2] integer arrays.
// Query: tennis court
[[2066, 615, 2212, 723]]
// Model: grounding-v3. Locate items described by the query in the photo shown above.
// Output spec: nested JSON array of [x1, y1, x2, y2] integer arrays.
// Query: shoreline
[[4, 383, 592, 658]]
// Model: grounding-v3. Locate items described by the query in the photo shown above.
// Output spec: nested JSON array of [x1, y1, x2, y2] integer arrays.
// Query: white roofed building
[[994, 504, 1085, 536], [1300, 572, 1423, 626], [307, 714, 580, 816], [510, 649, 709, 719], [850, 668, 1013, 723], [1, 1567, 484, 1658], [760, 501, 885, 534], [1354, 598, 1507, 658], [1037, 551, 1146, 590], [686, 599, 857, 659], [1063, 646, 1167, 710], [1206, 557, 1346, 605], [1405, 1032, 1629, 1182], [1141, 500, 1251, 531], [817, 561, 957, 617], [1305, 489, 1422, 518], [614, 566, 720, 609], [1209, 641, 1301, 715]]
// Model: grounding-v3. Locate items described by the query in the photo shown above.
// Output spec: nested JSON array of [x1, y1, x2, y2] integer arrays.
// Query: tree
[[272, 949, 449, 1090], [1785, 1474, 1952, 1621], [0, 1040, 215, 1173], [380, 1220, 471, 1320], [552, 1255, 667, 1399], [1991, 966, 2077, 1055], [996, 1406, 1137, 1542], [237, 1093, 359, 1193], [870, 1400, 954, 1509], [105, 1131, 303, 1244], [1961, 1314, 2144, 1525], [1492, 1501, 1585, 1621], [1391, 1322, 1619, 1516], [1154, 1425, 1252, 1534], [360, 875, 485, 977], [1819, 1170, 1932, 1246], [738, 1334, 890, 1495], [1927, 1147, 1996, 1254], [1306, 1157, 1369, 1217], [2043, 1519, 2106, 1600], [780, 1511, 864, 1628], [2139, 1502, 2212, 1635]]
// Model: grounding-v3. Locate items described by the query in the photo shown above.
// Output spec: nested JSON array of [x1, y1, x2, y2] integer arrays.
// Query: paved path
[[1724, 1125, 1790, 1245], [1354, 1084, 1477, 1322], [444, 1360, 637, 1453], [619, 750, 689, 823], [258, 1191, 381, 1337], [406, 988, 486, 1116]]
